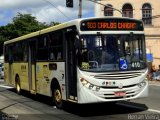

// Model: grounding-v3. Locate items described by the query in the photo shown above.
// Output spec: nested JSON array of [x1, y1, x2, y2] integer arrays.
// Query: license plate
[[114, 91, 126, 97]]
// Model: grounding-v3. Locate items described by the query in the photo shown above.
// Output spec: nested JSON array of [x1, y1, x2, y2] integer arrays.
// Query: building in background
[[95, 0, 160, 70]]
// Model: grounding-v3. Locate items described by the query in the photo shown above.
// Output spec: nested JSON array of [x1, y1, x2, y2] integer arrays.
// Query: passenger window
[[37, 36, 49, 61], [49, 32, 63, 60]]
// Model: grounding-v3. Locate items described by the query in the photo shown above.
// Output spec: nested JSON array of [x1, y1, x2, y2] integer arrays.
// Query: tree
[[11, 13, 49, 39], [0, 35, 7, 55], [49, 21, 60, 26], [0, 13, 60, 55]]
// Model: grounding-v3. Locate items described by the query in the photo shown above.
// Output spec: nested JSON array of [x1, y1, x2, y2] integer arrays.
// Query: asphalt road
[[0, 79, 160, 120]]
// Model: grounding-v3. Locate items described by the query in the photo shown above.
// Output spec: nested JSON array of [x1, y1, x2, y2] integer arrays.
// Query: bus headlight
[[96, 86, 100, 91], [89, 84, 94, 89], [80, 77, 100, 91], [80, 78, 88, 86], [138, 80, 146, 88]]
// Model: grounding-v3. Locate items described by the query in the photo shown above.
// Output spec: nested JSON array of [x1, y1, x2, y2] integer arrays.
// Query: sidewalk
[[146, 79, 160, 86], [0, 111, 17, 120]]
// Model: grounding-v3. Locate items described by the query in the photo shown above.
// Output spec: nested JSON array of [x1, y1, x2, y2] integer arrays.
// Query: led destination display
[[80, 18, 143, 31]]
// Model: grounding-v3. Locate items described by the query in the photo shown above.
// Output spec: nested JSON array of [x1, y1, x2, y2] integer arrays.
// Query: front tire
[[52, 86, 63, 109]]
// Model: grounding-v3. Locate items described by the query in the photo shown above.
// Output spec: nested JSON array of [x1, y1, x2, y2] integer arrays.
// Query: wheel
[[15, 77, 21, 94], [52, 86, 63, 109]]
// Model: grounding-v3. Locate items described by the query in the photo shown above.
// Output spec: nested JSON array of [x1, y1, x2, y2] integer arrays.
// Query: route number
[[131, 62, 141, 68]]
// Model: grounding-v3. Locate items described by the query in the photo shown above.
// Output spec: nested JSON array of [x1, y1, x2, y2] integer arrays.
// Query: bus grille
[[102, 91, 137, 99], [93, 71, 143, 80], [98, 84, 140, 99], [101, 84, 137, 89]]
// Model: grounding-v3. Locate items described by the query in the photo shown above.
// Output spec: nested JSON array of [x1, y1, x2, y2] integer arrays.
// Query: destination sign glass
[[80, 18, 144, 31]]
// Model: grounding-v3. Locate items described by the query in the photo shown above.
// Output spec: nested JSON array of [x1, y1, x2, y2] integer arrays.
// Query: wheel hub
[[54, 89, 62, 103]]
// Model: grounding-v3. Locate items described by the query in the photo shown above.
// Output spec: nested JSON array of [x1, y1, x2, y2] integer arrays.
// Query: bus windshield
[[77, 34, 146, 72]]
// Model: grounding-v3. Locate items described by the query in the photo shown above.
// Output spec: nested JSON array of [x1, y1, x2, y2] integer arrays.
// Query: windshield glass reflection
[[77, 34, 146, 72]]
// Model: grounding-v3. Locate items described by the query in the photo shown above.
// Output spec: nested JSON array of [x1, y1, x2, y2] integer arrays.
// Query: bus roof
[[4, 17, 143, 45], [4, 19, 80, 45]]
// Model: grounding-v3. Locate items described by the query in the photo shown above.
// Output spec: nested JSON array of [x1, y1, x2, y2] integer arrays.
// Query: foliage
[[0, 13, 60, 55], [50, 21, 60, 26]]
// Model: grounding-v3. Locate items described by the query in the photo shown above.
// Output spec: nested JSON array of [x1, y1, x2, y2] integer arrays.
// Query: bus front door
[[28, 41, 36, 94], [66, 31, 77, 101]]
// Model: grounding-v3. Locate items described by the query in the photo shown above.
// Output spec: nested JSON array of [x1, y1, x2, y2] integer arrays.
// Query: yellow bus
[[4, 17, 148, 108]]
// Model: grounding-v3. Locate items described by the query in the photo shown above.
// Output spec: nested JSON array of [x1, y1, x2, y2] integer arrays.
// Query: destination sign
[[80, 18, 143, 31]]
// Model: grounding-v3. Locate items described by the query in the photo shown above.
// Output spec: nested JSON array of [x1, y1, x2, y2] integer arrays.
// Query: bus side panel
[[18, 63, 29, 91], [4, 58, 34, 92], [36, 62, 51, 96], [4, 63, 10, 85], [4, 63, 17, 87], [7, 62, 29, 91], [36, 62, 66, 100]]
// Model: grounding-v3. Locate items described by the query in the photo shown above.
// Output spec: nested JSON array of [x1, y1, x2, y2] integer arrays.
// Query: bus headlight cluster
[[80, 78, 100, 91], [138, 80, 146, 88]]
